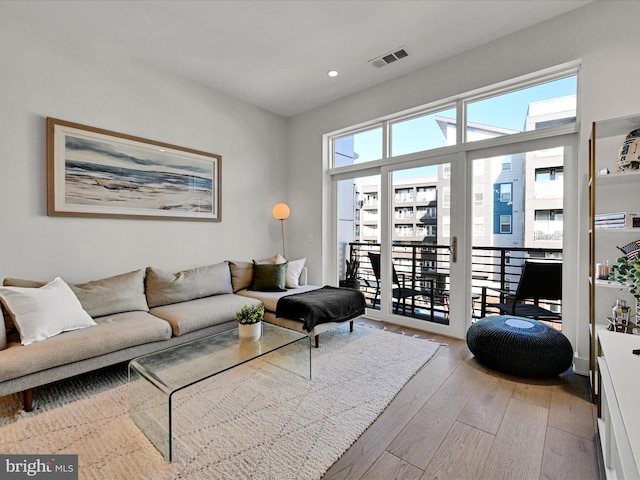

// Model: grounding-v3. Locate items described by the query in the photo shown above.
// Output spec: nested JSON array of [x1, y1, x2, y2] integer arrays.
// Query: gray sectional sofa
[[0, 258, 351, 412]]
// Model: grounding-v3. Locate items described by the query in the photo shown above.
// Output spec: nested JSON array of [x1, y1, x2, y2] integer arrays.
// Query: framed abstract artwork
[[46, 117, 221, 221]]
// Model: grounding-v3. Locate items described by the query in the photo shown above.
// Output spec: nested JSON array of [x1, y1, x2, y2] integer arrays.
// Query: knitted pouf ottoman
[[466, 315, 573, 377]]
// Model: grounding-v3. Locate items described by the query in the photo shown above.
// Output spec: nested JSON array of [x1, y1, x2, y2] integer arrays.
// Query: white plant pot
[[238, 322, 262, 342]]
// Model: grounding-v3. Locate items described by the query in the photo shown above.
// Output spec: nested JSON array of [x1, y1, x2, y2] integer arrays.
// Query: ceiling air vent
[[369, 47, 409, 68]]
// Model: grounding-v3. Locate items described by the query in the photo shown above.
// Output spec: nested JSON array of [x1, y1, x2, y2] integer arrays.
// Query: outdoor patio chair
[[479, 260, 562, 322], [367, 252, 445, 316]]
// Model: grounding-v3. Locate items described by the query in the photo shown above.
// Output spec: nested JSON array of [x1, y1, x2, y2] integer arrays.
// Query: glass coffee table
[[128, 323, 310, 462]]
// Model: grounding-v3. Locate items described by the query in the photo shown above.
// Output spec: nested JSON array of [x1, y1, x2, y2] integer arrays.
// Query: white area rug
[[0, 324, 438, 479]]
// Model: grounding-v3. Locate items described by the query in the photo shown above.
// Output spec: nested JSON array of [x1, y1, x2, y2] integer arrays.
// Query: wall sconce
[[272, 203, 290, 258]]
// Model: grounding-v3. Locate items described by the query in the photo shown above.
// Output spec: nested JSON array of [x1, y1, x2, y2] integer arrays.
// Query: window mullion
[[456, 99, 465, 145]]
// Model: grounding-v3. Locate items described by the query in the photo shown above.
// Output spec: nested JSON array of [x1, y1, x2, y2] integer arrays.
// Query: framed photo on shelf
[[46, 117, 221, 222]]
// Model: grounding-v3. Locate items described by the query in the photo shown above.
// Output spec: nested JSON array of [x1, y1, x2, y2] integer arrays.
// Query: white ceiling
[[4, 0, 592, 117]]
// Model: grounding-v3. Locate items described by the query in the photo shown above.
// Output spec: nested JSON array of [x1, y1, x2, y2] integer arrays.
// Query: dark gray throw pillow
[[251, 261, 287, 292]]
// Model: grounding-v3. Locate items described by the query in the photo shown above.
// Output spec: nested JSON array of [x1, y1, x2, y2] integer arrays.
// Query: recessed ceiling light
[[327, 70, 338, 77]]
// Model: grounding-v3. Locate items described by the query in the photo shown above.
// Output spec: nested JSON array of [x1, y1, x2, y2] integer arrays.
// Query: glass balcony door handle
[[449, 236, 458, 263]]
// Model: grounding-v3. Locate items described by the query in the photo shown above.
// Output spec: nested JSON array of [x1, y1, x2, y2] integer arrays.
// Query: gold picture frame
[[47, 117, 221, 221]]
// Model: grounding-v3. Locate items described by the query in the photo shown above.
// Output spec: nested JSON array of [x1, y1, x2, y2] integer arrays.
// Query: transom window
[[330, 73, 577, 168]]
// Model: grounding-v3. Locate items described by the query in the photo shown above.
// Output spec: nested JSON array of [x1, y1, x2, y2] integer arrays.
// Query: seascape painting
[[47, 118, 221, 221]]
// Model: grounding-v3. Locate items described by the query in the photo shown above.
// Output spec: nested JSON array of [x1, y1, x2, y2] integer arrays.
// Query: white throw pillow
[[0, 277, 96, 345], [276, 254, 307, 288]]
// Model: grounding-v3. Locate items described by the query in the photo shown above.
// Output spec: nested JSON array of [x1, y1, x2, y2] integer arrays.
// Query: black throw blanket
[[276, 286, 366, 332]]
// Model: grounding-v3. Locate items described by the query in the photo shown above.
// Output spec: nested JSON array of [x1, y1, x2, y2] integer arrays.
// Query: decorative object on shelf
[[607, 298, 640, 334], [618, 127, 640, 171], [235, 304, 264, 342], [610, 251, 640, 321], [272, 202, 290, 258], [596, 261, 612, 280], [595, 212, 627, 229], [612, 299, 630, 324], [339, 258, 360, 290], [47, 117, 221, 221]]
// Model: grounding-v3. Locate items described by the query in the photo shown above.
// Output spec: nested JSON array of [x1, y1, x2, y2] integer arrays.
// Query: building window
[[395, 188, 413, 203], [502, 156, 512, 171], [443, 186, 450, 207], [443, 164, 451, 179], [535, 167, 564, 181], [443, 215, 450, 237], [499, 183, 512, 203], [416, 186, 436, 202], [395, 207, 414, 219], [500, 215, 512, 233], [395, 224, 414, 237], [473, 159, 485, 176], [362, 192, 378, 205], [535, 209, 563, 221], [417, 206, 436, 220], [473, 216, 484, 236], [473, 184, 484, 206]]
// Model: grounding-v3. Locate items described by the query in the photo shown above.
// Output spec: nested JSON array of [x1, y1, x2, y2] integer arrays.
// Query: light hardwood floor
[[323, 319, 599, 480]]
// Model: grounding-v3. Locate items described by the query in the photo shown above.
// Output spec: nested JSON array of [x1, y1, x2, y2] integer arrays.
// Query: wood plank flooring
[[323, 319, 599, 480]]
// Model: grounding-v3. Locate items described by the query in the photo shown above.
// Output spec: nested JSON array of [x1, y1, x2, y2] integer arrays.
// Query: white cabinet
[[597, 330, 640, 479]]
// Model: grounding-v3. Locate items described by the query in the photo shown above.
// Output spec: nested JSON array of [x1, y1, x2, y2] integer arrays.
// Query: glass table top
[[129, 322, 308, 394]]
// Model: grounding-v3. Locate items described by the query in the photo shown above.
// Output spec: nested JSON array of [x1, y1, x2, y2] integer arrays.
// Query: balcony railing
[[346, 241, 562, 325]]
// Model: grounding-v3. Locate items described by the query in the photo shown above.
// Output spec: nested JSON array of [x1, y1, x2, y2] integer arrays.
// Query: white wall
[[287, 1, 640, 366], [0, 8, 288, 283]]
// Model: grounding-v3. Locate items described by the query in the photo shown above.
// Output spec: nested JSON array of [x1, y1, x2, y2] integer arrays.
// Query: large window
[[329, 66, 576, 334]]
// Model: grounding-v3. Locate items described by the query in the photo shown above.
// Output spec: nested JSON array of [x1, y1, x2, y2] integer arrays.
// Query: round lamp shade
[[272, 203, 290, 220]]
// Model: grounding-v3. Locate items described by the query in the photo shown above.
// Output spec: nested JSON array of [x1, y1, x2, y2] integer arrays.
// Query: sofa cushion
[[2, 278, 46, 335], [251, 261, 287, 292], [227, 261, 253, 293], [145, 262, 233, 308], [0, 311, 172, 383], [70, 269, 149, 318], [0, 277, 97, 345], [276, 254, 307, 288], [150, 293, 261, 336], [227, 255, 279, 293], [237, 285, 319, 312]]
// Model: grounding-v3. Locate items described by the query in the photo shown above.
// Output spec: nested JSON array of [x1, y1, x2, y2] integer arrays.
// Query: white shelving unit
[[589, 115, 640, 479]]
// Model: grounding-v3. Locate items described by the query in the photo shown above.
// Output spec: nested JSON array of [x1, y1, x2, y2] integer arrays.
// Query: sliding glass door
[[333, 153, 469, 338]]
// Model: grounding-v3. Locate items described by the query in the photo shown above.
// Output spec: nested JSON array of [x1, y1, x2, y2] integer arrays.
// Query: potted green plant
[[339, 258, 360, 290], [235, 304, 264, 342], [610, 255, 640, 319]]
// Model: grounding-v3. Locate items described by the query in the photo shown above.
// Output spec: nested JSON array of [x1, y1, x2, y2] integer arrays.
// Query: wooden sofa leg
[[314, 334, 319, 348], [23, 389, 33, 412], [350, 320, 354, 332]]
